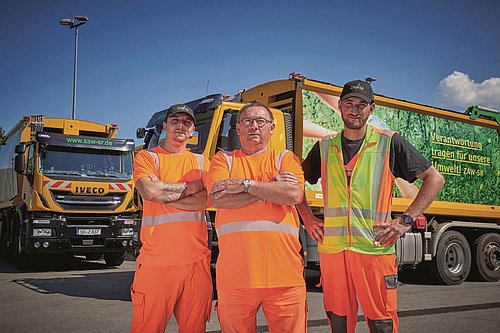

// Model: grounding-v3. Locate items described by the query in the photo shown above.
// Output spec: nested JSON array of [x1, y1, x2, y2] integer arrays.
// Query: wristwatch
[[400, 214, 414, 227], [242, 179, 252, 192]]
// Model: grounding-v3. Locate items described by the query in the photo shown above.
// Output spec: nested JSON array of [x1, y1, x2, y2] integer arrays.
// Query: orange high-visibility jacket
[[134, 147, 210, 266], [207, 149, 305, 290]]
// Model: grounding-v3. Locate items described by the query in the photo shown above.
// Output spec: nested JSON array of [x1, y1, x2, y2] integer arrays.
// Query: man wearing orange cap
[[207, 101, 307, 332], [297, 80, 444, 333], [131, 104, 212, 333]]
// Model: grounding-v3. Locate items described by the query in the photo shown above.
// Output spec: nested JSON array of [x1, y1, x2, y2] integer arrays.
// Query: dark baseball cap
[[340, 80, 374, 103], [165, 104, 195, 124]]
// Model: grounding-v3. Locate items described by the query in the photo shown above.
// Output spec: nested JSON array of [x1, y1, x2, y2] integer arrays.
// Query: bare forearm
[[405, 167, 445, 218], [210, 192, 259, 209], [296, 194, 316, 221], [248, 181, 303, 205], [137, 178, 204, 204], [167, 190, 208, 210]]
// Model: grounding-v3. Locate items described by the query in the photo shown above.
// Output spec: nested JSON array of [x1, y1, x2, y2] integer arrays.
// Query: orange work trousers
[[320, 251, 399, 333], [130, 258, 212, 333], [216, 286, 307, 333]]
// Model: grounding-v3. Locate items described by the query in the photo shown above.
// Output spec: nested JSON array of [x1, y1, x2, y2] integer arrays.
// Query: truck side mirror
[[15, 153, 25, 174], [14, 143, 28, 173], [136, 128, 146, 139], [15, 143, 27, 154]]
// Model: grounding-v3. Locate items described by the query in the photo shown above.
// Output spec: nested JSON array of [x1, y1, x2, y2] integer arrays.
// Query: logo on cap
[[340, 80, 374, 103], [350, 84, 365, 92], [165, 104, 195, 124], [177, 105, 191, 112]]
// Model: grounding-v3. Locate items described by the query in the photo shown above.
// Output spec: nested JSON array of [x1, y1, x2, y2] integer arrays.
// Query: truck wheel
[[470, 233, 500, 282], [429, 231, 471, 285], [104, 252, 125, 267], [12, 234, 30, 268]]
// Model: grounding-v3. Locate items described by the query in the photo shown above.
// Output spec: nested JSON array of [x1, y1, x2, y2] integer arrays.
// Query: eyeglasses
[[239, 118, 273, 128]]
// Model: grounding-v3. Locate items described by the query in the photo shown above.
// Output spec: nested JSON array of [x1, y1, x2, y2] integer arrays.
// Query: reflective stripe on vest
[[217, 220, 299, 237], [324, 207, 391, 224], [323, 226, 375, 238], [320, 126, 395, 255], [142, 211, 205, 227]]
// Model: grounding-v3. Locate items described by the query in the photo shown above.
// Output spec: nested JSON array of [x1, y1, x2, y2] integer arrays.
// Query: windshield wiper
[[44, 170, 83, 176], [83, 171, 125, 178]]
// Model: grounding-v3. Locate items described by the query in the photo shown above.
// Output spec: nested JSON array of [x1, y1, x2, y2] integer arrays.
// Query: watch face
[[402, 215, 413, 225], [242, 179, 251, 191]]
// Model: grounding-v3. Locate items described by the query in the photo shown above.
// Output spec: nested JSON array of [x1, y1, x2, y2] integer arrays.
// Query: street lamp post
[[59, 16, 88, 120]]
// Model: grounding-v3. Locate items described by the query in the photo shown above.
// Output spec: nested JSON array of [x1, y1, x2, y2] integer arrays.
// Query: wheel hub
[[484, 242, 499, 271], [445, 243, 465, 274]]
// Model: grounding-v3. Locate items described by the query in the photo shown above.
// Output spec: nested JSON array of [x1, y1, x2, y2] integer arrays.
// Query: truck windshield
[[40, 147, 133, 180]]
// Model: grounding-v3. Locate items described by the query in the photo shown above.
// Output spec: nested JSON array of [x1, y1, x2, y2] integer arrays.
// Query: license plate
[[76, 228, 101, 236]]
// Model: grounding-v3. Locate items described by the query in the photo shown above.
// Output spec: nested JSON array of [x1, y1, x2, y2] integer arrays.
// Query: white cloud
[[437, 71, 500, 112]]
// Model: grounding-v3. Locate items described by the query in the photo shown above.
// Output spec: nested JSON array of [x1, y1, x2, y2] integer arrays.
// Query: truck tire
[[429, 230, 471, 285], [104, 252, 125, 267], [469, 233, 500, 282]]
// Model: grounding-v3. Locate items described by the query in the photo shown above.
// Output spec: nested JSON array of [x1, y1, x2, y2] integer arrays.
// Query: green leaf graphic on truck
[[302, 90, 499, 205]]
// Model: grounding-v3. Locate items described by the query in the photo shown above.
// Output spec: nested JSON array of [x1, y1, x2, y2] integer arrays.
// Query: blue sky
[[1, 0, 499, 142]]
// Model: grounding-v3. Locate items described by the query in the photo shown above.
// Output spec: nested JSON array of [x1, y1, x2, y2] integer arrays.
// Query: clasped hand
[[211, 178, 246, 200]]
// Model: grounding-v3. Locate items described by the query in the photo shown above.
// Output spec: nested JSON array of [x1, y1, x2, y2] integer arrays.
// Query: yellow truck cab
[[0, 116, 140, 266]]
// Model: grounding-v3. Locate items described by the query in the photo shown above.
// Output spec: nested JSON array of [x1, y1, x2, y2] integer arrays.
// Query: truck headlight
[[119, 227, 134, 237], [33, 228, 52, 237], [123, 219, 134, 225]]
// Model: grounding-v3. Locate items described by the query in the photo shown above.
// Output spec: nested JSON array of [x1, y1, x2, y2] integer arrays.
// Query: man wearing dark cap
[[297, 80, 444, 332], [131, 104, 212, 332]]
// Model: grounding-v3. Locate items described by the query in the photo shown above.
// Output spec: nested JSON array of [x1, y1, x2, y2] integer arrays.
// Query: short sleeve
[[205, 151, 230, 192], [133, 150, 158, 183], [390, 133, 432, 182], [301, 141, 321, 185], [280, 151, 305, 191], [201, 155, 211, 187]]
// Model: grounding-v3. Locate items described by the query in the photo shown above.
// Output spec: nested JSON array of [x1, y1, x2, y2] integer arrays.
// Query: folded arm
[[136, 175, 205, 205], [210, 172, 303, 209], [167, 190, 208, 210]]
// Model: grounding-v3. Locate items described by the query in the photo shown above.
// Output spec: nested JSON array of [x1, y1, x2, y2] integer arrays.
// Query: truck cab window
[[41, 147, 133, 180], [216, 112, 240, 152]]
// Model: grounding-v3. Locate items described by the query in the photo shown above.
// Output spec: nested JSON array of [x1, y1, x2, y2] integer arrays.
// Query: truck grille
[[50, 190, 126, 211]]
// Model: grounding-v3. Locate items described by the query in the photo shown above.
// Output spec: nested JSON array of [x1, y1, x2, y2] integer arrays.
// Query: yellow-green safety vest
[[319, 125, 395, 255]]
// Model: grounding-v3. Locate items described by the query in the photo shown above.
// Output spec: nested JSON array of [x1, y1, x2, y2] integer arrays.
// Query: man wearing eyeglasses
[[207, 101, 307, 332]]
